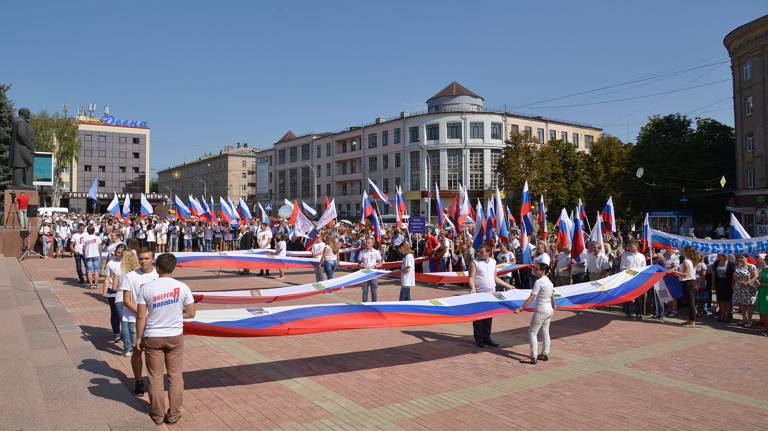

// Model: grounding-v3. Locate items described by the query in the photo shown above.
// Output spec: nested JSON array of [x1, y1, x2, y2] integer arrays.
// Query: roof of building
[[723, 14, 768, 51], [277, 131, 298, 142], [427, 81, 484, 102]]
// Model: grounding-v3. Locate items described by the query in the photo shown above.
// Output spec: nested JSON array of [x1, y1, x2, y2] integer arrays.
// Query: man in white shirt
[[83, 225, 103, 289], [358, 237, 383, 302], [55, 220, 71, 258], [136, 253, 195, 425], [468, 244, 514, 348], [310, 237, 327, 282], [620, 241, 647, 320], [70, 223, 86, 284], [586, 242, 609, 281], [256, 223, 273, 276], [121, 248, 159, 396]]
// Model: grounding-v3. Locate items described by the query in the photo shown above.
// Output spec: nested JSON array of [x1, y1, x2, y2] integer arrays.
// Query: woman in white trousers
[[515, 263, 556, 365]]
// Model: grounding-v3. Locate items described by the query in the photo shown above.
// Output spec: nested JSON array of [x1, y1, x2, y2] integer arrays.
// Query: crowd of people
[[34, 209, 768, 423]]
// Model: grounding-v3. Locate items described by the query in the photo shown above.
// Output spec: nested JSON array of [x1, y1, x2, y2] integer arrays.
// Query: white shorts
[[157, 234, 167, 245]]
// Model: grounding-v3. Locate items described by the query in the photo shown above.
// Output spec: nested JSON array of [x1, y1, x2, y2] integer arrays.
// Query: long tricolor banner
[[173, 252, 319, 270], [399, 263, 528, 284], [192, 269, 389, 304], [184, 265, 672, 337], [337, 256, 430, 270], [650, 228, 768, 255]]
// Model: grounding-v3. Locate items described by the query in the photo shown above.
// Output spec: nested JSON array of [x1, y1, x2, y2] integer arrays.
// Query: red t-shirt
[[16, 194, 29, 210]]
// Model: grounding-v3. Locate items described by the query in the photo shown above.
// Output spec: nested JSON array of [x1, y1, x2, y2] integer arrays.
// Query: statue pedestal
[[3, 189, 39, 228]]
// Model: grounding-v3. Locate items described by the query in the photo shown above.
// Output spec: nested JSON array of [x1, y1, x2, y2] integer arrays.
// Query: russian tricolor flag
[[395, 186, 407, 230], [495, 188, 509, 242], [257, 202, 269, 224], [571, 209, 585, 262], [537, 195, 547, 239], [238, 198, 252, 223], [578, 198, 587, 222], [556, 208, 573, 249], [209, 196, 217, 223], [188, 195, 199, 217], [228, 197, 240, 222], [601, 196, 616, 233], [140, 193, 153, 218], [107, 193, 121, 219], [641, 213, 650, 253], [472, 199, 486, 251], [219, 196, 235, 223], [175, 195, 191, 221], [302, 201, 317, 218], [520, 181, 533, 234], [367, 178, 390, 206], [729, 213, 750, 239], [435, 183, 445, 226], [122, 195, 131, 221], [199, 196, 212, 222]]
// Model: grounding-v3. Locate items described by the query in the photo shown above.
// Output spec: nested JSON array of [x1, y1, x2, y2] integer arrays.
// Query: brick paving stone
[[20, 257, 768, 430]]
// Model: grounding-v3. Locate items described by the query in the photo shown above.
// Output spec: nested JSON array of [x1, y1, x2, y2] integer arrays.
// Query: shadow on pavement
[[77, 358, 149, 414], [182, 312, 609, 390]]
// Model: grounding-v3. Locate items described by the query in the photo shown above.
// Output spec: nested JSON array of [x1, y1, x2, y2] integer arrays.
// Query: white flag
[[294, 208, 315, 238], [317, 199, 337, 230]]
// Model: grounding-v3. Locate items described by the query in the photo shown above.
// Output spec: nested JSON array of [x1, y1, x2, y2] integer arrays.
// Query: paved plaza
[[3, 256, 767, 430]]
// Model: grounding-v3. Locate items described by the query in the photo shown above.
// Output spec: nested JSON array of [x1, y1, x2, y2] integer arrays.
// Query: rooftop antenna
[[104, 104, 110, 115], [87, 102, 96, 118]]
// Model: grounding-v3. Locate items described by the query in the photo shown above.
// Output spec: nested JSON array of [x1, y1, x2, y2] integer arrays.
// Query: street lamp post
[[304, 161, 317, 206], [197, 178, 207, 198], [420, 144, 431, 223]]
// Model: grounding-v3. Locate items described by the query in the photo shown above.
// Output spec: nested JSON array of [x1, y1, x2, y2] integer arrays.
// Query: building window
[[241, 172, 247, 179], [743, 59, 752, 82], [278, 171, 286, 197], [409, 126, 420, 142], [119, 166, 126, 173], [241, 184, 247, 192], [289, 169, 298, 198], [98, 135, 106, 143], [491, 123, 502, 140], [341, 142, 347, 154], [326, 184, 331, 196], [447, 122, 462, 139], [369, 156, 378, 172], [745, 96, 753, 116], [341, 183, 348, 195], [524, 126, 532, 140], [316, 144, 321, 159], [301, 166, 310, 197], [119, 136, 127, 144], [83, 149, 92, 156], [301, 144, 310, 161], [394, 128, 401, 144], [326, 142, 332, 157], [395, 177, 401, 187], [561, 131, 568, 142], [133, 152, 140, 159], [490, 149, 503, 186], [429, 150, 440, 187], [132, 137, 140, 144], [585, 135, 595, 149], [289, 146, 298, 163], [410, 151, 420, 191], [326, 163, 331, 176], [278, 149, 286, 164], [84, 134, 92, 142], [98, 165, 105, 172], [747, 168, 755, 189], [469, 122, 485, 140], [446, 149, 461, 189], [426, 124, 439, 141], [383, 154, 389, 170], [350, 160, 357, 174], [746, 133, 754, 152], [549, 130, 556, 141], [96, 150, 106, 157], [510, 124, 519, 135], [119, 151, 126, 158], [573, 133, 580, 147], [382, 130, 389, 146], [316, 165, 321, 178], [469, 149, 483, 190], [395, 152, 401, 168], [98, 180, 105, 187], [537, 128, 544, 144], [383, 178, 390, 193], [368, 133, 377, 149], [84, 165, 92, 172]]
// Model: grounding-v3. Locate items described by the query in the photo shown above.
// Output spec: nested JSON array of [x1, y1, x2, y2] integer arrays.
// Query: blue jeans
[[169, 236, 178, 252], [323, 260, 337, 280], [85, 257, 99, 273], [205, 239, 212, 252], [122, 320, 136, 351], [440, 257, 450, 272], [654, 289, 666, 318], [399, 286, 411, 301], [184, 238, 192, 250], [74, 253, 85, 283], [362, 279, 378, 302], [40, 238, 51, 257]]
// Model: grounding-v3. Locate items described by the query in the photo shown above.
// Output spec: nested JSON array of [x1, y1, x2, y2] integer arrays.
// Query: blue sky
[[3, 1, 765, 176]]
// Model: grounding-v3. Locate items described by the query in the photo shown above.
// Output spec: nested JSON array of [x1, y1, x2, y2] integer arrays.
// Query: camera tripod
[[4, 194, 20, 228], [18, 230, 44, 261]]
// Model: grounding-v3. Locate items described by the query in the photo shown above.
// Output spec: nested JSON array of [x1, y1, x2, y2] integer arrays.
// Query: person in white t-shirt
[[310, 237, 326, 282], [83, 225, 103, 289], [468, 244, 515, 348], [620, 241, 648, 320], [358, 237, 383, 302], [399, 242, 415, 301], [70, 223, 87, 284], [136, 253, 195, 425], [516, 263, 556, 365], [121, 248, 159, 396], [102, 244, 126, 341], [274, 233, 287, 280], [257, 223, 273, 276]]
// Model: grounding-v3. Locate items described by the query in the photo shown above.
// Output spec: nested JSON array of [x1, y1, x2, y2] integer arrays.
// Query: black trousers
[[683, 279, 697, 322], [107, 297, 121, 335], [473, 318, 493, 345]]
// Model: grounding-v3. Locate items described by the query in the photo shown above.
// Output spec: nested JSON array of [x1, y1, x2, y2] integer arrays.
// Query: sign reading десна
[[651, 228, 768, 254]]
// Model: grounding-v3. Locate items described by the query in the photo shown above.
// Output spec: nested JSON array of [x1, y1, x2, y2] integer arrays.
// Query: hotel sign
[[77, 114, 148, 128], [64, 192, 169, 200]]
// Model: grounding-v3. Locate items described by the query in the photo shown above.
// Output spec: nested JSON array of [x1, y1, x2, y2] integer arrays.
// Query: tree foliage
[[0, 84, 14, 185], [30, 111, 79, 206], [496, 113, 734, 227]]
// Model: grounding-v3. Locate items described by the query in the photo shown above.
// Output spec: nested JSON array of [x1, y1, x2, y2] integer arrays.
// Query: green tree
[[30, 111, 79, 206], [583, 134, 631, 223], [0, 84, 14, 185]]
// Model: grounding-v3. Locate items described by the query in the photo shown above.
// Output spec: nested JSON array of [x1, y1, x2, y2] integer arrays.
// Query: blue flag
[[87, 178, 98, 211]]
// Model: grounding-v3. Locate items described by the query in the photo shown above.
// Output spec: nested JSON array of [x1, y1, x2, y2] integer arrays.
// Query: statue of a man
[[10, 108, 35, 188]]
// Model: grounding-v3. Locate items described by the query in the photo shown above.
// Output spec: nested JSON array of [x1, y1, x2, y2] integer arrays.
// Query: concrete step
[[0, 257, 155, 430]]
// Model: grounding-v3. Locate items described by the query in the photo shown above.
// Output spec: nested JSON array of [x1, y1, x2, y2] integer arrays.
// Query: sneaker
[[123, 348, 132, 357], [113, 335, 122, 342], [134, 380, 145, 396]]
